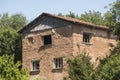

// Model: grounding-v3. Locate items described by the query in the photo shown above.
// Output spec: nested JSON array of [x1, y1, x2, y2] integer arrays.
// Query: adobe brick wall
[[72, 24, 117, 66], [22, 26, 73, 80], [22, 24, 117, 80]]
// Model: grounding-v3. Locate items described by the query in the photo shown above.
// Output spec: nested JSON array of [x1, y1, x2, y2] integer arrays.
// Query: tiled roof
[[18, 13, 109, 33]]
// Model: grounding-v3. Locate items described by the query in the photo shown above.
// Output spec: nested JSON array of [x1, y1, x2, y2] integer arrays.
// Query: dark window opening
[[32, 60, 40, 71], [43, 35, 52, 45], [54, 58, 63, 69], [28, 37, 34, 44], [83, 32, 91, 43]]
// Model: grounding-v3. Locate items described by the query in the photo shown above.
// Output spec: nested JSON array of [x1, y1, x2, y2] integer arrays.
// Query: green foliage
[[0, 28, 19, 54], [67, 52, 94, 80], [104, 0, 120, 37], [66, 49, 120, 80], [10, 13, 26, 30], [34, 77, 44, 80], [0, 12, 27, 79], [58, 13, 64, 17], [0, 13, 26, 30], [111, 0, 120, 22], [0, 54, 28, 80], [58, 11, 79, 19], [0, 13, 26, 61], [66, 11, 79, 19], [80, 10, 105, 25], [104, 11, 116, 28], [113, 22, 120, 39], [0, 13, 10, 28], [0, 28, 22, 61], [93, 43, 120, 80], [58, 10, 105, 26]]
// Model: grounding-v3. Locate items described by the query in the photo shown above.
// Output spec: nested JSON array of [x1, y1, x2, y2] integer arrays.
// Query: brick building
[[18, 13, 117, 80]]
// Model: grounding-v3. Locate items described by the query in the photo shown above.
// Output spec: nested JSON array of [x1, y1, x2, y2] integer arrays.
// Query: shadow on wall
[[55, 25, 72, 37]]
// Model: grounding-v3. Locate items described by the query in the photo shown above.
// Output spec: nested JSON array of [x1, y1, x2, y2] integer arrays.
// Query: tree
[[0, 13, 26, 30], [0, 28, 19, 54], [0, 54, 28, 80], [57, 13, 64, 17], [80, 10, 105, 25], [58, 11, 106, 26], [66, 50, 120, 80], [58, 11, 79, 19], [0, 13, 10, 28], [93, 44, 120, 80], [10, 13, 26, 30], [67, 52, 94, 80], [66, 11, 79, 19], [0, 13, 26, 61], [111, 0, 120, 22], [104, 0, 120, 37], [103, 11, 116, 29], [0, 28, 22, 62]]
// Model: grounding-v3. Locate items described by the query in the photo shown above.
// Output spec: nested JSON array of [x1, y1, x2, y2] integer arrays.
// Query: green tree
[[111, 0, 120, 22], [0, 13, 26, 61], [67, 52, 94, 80], [0, 28, 19, 54], [0, 54, 28, 80], [66, 11, 79, 19], [66, 51, 120, 80], [104, 0, 120, 37], [80, 10, 105, 25], [93, 43, 120, 80], [0, 13, 26, 30], [58, 11, 106, 26], [0, 28, 22, 61], [58, 11, 79, 19], [10, 13, 26, 30], [104, 11, 116, 28], [57, 13, 64, 17], [0, 13, 10, 28]]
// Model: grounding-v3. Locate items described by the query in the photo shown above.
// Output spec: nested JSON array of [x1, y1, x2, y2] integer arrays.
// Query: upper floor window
[[28, 37, 34, 44], [83, 32, 92, 43], [43, 35, 52, 45], [53, 58, 63, 69], [32, 60, 40, 71]]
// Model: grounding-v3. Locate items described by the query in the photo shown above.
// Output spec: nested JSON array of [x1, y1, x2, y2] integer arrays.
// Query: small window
[[28, 37, 34, 44], [83, 32, 91, 43], [43, 35, 52, 45], [32, 60, 40, 71], [53, 58, 63, 69]]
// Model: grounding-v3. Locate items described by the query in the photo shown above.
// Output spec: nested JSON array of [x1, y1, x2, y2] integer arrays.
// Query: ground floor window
[[32, 60, 40, 71], [53, 58, 63, 69]]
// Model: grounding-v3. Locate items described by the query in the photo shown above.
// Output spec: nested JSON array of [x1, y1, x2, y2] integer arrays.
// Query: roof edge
[[18, 12, 109, 33]]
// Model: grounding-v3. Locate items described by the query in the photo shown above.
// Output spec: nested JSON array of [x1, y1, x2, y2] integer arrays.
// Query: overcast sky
[[0, 0, 115, 21]]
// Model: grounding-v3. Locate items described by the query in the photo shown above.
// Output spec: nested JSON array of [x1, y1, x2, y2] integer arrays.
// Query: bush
[[0, 54, 29, 80], [66, 51, 120, 80], [67, 52, 94, 80]]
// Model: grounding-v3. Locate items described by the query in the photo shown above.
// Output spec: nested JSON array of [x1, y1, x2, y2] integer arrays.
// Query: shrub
[[67, 52, 94, 80], [0, 54, 29, 80]]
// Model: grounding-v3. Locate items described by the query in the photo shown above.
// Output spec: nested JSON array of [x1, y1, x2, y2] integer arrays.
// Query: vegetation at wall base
[[67, 52, 94, 80], [65, 49, 120, 80], [0, 54, 29, 80]]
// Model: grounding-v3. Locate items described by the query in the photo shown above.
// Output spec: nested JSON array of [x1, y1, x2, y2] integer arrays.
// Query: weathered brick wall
[[22, 23, 117, 80], [22, 26, 73, 80], [72, 24, 117, 66]]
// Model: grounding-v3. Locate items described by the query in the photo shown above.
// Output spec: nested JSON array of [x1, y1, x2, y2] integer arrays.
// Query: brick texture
[[21, 20, 117, 80]]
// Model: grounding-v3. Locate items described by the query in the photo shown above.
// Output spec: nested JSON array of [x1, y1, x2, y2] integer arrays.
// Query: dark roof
[[18, 13, 109, 33]]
